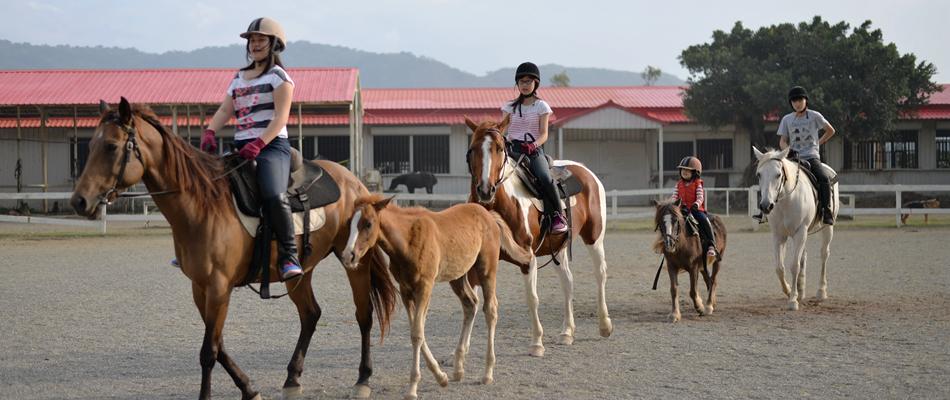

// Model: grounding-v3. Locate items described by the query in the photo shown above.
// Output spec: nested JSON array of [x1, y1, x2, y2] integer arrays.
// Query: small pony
[[341, 195, 532, 400], [652, 199, 727, 322]]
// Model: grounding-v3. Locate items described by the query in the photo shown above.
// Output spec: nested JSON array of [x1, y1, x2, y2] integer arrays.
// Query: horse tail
[[367, 246, 397, 342], [491, 211, 532, 265]]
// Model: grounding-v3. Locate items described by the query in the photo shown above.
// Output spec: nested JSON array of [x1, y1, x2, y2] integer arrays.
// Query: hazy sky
[[3, 0, 948, 81]]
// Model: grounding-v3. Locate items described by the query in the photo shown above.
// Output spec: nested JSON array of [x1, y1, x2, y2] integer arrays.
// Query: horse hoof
[[669, 313, 681, 323], [787, 301, 800, 311], [404, 394, 418, 400], [452, 371, 464, 382], [436, 371, 449, 387], [599, 319, 614, 337], [482, 375, 494, 385], [352, 384, 372, 399], [281, 385, 303, 399], [248, 393, 263, 400], [705, 305, 715, 315], [557, 333, 574, 345], [816, 290, 828, 301], [528, 344, 545, 357]]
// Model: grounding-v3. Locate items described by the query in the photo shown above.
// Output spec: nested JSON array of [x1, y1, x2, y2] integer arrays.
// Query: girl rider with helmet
[[199, 17, 303, 280], [671, 156, 718, 259], [778, 86, 836, 225], [502, 62, 568, 234]]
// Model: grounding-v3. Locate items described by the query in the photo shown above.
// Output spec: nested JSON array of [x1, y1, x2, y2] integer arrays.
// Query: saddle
[[512, 154, 584, 204], [224, 148, 341, 298], [792, 159, 839, 188]]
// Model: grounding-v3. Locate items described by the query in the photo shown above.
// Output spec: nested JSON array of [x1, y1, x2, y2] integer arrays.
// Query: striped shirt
[[671, 178, 706, 212], [227, 66, 294, 141], [501, 99, 552, 142]]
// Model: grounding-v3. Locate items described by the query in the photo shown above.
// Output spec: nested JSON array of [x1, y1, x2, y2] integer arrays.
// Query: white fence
[[2, 185, 949, 232]]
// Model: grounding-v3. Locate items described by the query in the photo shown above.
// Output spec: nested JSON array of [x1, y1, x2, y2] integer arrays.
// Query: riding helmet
[[787, 86, 808, 105], [677, 156, 703, 176], [241, 17, 287, 53], [515, 62, 541, 82]]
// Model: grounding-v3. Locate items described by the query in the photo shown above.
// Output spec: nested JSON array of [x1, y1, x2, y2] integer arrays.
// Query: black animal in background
[[387, 171, 438, 194]]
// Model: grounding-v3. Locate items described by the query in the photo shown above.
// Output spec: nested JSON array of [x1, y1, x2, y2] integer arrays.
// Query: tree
[[679, 16, 940, 180], [550, 71, 571, 87], [641, 65, 662, 86]]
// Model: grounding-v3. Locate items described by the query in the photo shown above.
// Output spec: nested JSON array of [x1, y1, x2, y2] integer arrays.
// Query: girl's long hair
[[240, 36, 284, 74]]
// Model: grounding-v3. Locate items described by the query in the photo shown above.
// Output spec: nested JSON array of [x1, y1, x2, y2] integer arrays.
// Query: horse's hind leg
[[282, 272, 322, 399], [797, 250, 807, 303], [817, 226, 833, 300], [554, 247, 576, 345], [449, 275, 478, 382], [585, 235, 613, 337], [522, 257, 545, 357], [688, 266, 706, 316], [479, 260, 499, 385]]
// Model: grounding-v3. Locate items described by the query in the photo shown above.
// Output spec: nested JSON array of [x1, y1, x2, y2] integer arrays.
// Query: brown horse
[[652, 200, 727, 322], [340, 195, 532, 400], [69, 98, 396, 400], [464, 116, 612, 357]]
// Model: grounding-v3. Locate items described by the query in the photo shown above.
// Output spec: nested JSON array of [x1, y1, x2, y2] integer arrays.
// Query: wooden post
[[557, 127, 564, 159], [895, 189, 902, 228], [171, 106, 178, 136], [297, 103, 304, 154], [72, 106, 79, 189], [186, 105, 192, 142], [658, 125, 665, 189], [40, 107, 48, 213]]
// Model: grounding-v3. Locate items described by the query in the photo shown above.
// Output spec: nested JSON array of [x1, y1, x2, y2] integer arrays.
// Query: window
[[845, 130, 918, 170], [317, 136, 350, 163], [937, 130, 950, 168], [696, 139, 733, 170], [374, 135, 410, 174], [71, 138, 90, 178], [373, 135, 450, 174], [662, 141, 694, 171], [413, 135, 450, 173]]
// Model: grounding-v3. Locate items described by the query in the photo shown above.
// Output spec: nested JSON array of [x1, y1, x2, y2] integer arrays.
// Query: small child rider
[[671, 156, 718, 259]]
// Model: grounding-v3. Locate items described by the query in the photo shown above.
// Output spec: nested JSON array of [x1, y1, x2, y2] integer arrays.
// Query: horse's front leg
[[705, 260, 721, 315], [344, 264, 375, 399], [667, 262, 680, 322], [772, 233, 791, 296], [195, 280, 258, 400], [522, 256, 545, 357], [786, 229, 808, 311], [554, 247, 576, 345], [687, 265, 706, 316]]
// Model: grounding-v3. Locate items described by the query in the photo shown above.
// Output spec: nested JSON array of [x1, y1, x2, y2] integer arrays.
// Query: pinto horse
[[70, 98, 396, 400], [652, 200, 727, 322], [464, 116, 612, 357], [341, 195, 533, 400]]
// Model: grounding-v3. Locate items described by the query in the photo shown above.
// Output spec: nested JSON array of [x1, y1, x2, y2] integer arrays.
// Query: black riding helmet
[[515, 62, 541, 82], [788, 86, 808, 107]]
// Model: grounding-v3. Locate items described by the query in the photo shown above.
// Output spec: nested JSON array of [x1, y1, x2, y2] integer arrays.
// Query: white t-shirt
[[227, 66, 295, 141], [501, 99, 552, 142]]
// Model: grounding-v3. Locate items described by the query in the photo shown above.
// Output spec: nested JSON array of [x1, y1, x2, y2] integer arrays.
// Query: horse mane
[[102, 105, 230, 219]]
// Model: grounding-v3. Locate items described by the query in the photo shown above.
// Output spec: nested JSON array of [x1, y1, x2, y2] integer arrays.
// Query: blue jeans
[[235, 137, 291, 200]]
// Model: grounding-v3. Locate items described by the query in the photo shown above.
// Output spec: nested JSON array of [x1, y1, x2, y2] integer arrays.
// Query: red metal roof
[[363, 86, 686, 110], [0, 68, 359, 106], [0, 114, 348, 129]]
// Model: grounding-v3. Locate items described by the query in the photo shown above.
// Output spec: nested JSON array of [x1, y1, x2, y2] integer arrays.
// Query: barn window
[[937, 130, 950, 168], [662, 141, 694, 171], [696, 139, 733, 170], [844, 130, 918, 170], [374, 135, 449, 174], [317, 136, 349, 163], [412, 135, 450, 173], [374, 135, 411, 174]]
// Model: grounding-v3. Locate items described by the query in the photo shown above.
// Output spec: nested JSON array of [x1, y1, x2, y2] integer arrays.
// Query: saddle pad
[[233, 197, 327, 238], [227, 156, 341, 218]]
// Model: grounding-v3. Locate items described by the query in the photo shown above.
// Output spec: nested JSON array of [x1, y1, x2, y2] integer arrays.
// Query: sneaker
[[280, 262, 303, 281], [550, 212, 568, 234], [706, 246, 717, 258]]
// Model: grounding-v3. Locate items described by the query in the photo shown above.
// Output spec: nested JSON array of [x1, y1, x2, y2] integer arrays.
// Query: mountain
[[0, 39, 683, 88]]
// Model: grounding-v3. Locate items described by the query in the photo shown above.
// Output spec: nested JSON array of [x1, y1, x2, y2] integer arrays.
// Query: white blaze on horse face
[[481, 136, 493, 195], [663, 214, 673, 236], [344, 209, 363, 262]]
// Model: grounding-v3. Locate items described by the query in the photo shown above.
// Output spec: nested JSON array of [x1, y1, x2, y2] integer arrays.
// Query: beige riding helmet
[[240, 17, 287, 52]]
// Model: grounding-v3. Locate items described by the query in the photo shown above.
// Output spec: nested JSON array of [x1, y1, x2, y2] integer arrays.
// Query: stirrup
[[752, 213, 767, 224]]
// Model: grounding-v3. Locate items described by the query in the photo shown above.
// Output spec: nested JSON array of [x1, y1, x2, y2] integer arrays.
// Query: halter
[[761, 156, 801, 204], [465, 128, 523, 194]]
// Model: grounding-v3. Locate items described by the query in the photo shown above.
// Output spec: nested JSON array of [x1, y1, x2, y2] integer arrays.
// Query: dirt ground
[[1, 220, 949, 399]]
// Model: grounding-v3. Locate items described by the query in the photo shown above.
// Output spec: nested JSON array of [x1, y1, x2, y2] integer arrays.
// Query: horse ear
[[498, 113, 511, 132], [778, 147, 791, 159], [673, 199, 681, 208], [99, 100, 111, 115], [118, 97, 133, 124], [752, 146, 764, 160], [464, 116, 479, 132], [374, 196, 395, 211], [651, 199, 660, 207]]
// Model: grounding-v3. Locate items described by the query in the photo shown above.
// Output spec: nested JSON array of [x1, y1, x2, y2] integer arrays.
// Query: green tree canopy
[[550, 70, 571, 87], [679, 16, 940, 152], [641, 66, 662, 86]]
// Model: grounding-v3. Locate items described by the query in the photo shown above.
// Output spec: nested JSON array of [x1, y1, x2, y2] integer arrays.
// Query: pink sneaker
[[706, 246, 717, 258], [280, 262, 303, 281], [550, 212, 568, 234]]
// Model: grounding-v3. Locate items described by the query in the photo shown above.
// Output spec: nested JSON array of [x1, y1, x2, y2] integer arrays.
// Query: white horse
[[753, 147, 838, 310]]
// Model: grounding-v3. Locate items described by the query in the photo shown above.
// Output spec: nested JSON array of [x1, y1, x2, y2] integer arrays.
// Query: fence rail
[[3, 185, 949, 232]]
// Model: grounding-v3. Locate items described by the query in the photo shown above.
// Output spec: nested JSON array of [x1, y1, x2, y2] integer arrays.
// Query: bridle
[[465, 128, 523, 195], [760, 156, 800, 204], [95, 116, 148, 206], [655, 207, 681, 250]]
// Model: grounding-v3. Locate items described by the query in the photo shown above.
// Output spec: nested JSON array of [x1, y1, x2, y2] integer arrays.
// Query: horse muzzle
[[476, 186, 496, 204], [70, 193, 102, 220], [340, 249, 360, 270], [759, 201, 774, 215]]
